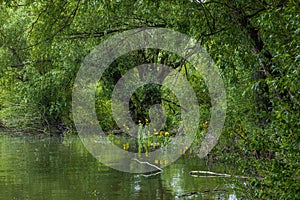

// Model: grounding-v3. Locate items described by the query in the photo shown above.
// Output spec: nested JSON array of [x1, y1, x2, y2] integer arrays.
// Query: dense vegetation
[[0, 0, 299, 199]]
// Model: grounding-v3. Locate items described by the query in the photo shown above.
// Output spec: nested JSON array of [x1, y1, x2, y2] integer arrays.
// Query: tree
[[0, 0, 299, 198]]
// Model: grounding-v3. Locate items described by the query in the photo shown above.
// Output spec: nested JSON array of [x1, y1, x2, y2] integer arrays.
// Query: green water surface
[[0, 133, 240, 200]]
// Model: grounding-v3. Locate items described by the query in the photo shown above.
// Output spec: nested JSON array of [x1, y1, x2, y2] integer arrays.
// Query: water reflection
[[0, 133, 239, 199]]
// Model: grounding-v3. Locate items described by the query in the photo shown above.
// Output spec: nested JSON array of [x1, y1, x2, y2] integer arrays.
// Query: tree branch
[[10, 59, 52, 68], [19, 0, 81, 51], [63, 24, 166, 40], [189, 170, 249, 179], [133, 158, 163, 172]]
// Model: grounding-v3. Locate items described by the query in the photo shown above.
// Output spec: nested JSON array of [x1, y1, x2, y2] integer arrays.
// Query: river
[[0, 133, 241, 199]]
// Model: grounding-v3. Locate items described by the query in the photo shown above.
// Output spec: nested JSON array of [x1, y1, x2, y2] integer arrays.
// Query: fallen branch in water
[[176, 189, 228, 198], [139, 171, 162, 177], [133, 158, 163, 177], [189, 170, 249, 179], [133, 158, 163, 172]]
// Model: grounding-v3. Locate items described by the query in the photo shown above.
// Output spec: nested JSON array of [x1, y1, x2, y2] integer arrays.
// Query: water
[[0, 133, 240, 200]]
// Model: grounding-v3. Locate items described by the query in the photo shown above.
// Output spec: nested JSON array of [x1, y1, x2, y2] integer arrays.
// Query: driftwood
[[189, 170, 249, 179], [132, 159, 249, 179], [139, 171, 162, 177], [176, 190, 228, 198], [133, 158, 163, 171], [133, 158, 163, 177]]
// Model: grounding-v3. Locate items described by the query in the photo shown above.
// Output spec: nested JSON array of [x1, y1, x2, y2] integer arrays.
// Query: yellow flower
[[164, 132, 169, 137], [123, 124, 129, 130], [203, 121, 208, 129], [138, 120, 141, 124], [159, 131, 163, 136], [154, 160, 159, 164], [123, 143, 129, 150]]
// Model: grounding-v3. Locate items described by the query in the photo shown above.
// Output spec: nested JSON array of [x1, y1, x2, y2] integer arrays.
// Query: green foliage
[[0, 0, 299, 198]]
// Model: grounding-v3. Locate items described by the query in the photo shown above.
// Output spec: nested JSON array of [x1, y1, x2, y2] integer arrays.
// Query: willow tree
[[0, 0, 299, 198]]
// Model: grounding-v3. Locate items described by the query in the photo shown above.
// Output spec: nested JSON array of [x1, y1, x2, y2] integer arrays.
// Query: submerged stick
[[189, 170, 249, 179], [176, 190, 228, 198], [189, 170, 231, 177], [133, 158, 163, 171], [140, 171, 162, 177]]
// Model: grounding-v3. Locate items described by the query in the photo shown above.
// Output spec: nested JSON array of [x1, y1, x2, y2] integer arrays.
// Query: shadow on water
[[0, 133, 241, 200]]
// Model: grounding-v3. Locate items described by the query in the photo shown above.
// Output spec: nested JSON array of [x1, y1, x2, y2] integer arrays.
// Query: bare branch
[[19, 0, 81, 51], [133, 158, 163, 172], [10, 59, 52, 68], [27, 7, 49, 35], [189, 170, 249, 179]]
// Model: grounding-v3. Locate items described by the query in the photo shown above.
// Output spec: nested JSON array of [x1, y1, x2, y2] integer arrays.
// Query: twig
[[176, 189, 228, 198], [189, 170, 231, 177], [189, 170, 249, 179], [139, 171, 162, 177], [133, 158, 163, 171]]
